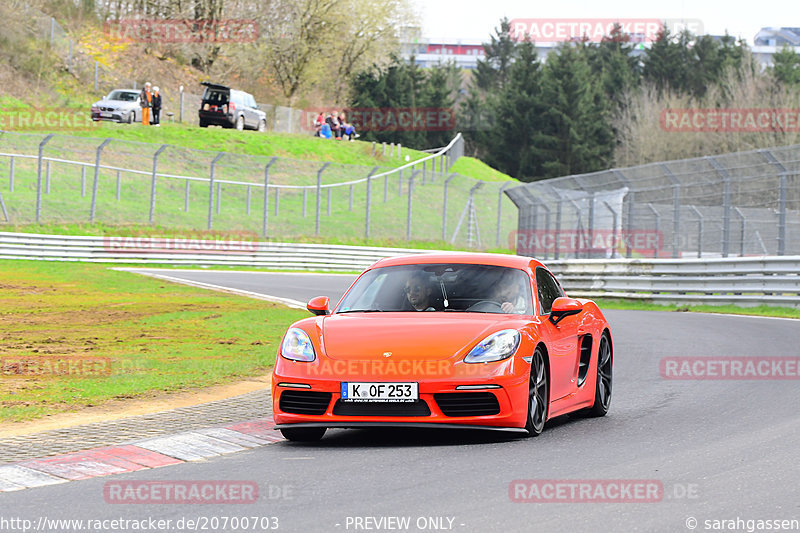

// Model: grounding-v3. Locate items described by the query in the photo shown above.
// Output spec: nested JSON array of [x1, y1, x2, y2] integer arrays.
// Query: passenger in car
[[404, 272, 436, 311]]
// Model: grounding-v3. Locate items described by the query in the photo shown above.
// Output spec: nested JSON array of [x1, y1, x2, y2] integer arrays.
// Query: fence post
[[0, 190, 8, 222], [442, 173, 457, 241], [660, 163, 681, 258], [9, 157, 14, 192], [246, 186, 251, 215], [733, 206, 746, 256], [707, 157, 731, 257], [302, 189, 308, 217], [326, 187, 331, 216], [406, 170, 420, 241], [207, 153, 224, 230], [612, 169, 634, 258], [179, 87, 184, 123], [689, 205, 703, 258], [554, 199, 563, 260], [537, 199, 552, 260], [398, 144, 402, 159], [89, 138, 112, 223], [116, 170, 121, 201], [46, 160, 51, 194], [349, 184, 354, 211], [422, 160, 427, 184], [760, 150, 788, 256], [274, 188, 280, 216], [80, 165, 86, 197], [184, 180, 190, 212], [497, 183, 511, 248], [603, 201, 618, 258], [645, 203, 661, 258], [36, 134, 55, 223], [364, 166, 379, 239], [315, 162, 330, 235], [148, 144, 168, 224], [216, 182, 222, 215], [262, 157, 276, 237]]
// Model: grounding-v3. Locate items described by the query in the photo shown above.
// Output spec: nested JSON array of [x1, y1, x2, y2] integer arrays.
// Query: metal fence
[[0, 131, 516, 248], [506, 144, 800, 258]]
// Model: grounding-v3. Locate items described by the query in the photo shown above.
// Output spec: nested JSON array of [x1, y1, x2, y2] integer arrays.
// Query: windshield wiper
[[336, 309, 385, 313]]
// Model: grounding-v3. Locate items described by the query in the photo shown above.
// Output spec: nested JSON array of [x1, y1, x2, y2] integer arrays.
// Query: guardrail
[[1, 232, 797, 306], [546, 257, 800, 307], [0, 232, 432, 271]]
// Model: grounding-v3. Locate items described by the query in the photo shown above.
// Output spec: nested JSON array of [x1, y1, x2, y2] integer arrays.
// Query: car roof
[[201, 82, 230, 91], [370, 252, 545, 271]]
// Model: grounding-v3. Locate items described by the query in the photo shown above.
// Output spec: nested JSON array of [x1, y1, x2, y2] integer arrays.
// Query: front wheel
[[257, 119, 266, 132], [524, 346, 548, 436], [279, 427, 326, 442]]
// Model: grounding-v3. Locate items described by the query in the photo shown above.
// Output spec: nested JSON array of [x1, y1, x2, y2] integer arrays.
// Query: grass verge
[[0, 259, 307, 422]]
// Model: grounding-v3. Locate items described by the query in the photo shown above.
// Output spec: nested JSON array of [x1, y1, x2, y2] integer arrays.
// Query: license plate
[[341, 382, 418, 402], [100, 112, 112, 118]]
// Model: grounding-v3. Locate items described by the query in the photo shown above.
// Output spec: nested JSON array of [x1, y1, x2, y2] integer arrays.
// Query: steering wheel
[[466, 300, 504, 313]]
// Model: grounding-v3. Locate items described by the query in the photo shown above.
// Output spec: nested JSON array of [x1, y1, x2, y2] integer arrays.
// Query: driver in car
[[404, 272, 436, 311]]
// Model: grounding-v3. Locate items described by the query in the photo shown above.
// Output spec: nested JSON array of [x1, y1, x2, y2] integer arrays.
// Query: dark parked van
[[198, 82, 267, 131]]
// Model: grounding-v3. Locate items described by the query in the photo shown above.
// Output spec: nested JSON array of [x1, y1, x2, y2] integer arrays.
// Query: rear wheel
[[199, 120, 208, 128], [524, 346, 548, 436], [279, 427, 326, 442], [235, 115, 245, 131], [585, 334, 612, 417]]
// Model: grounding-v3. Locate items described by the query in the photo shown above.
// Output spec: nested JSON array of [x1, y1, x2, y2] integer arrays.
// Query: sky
[[410, 0, 797, 45]]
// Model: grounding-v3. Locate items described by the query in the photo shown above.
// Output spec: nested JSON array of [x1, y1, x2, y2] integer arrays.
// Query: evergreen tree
[[772, 46, 800, 86], [539, 43, 615, 178]]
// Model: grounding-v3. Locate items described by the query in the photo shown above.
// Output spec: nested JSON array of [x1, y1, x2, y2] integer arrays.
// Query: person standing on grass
[[139, 82, 152, 126], [151, 86, 162, 126]]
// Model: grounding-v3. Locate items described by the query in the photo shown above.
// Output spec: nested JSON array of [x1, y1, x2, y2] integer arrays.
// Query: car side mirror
[[307, 296, 330, 316], [102, 96, 107, 100], [549, 297, 583, 325]]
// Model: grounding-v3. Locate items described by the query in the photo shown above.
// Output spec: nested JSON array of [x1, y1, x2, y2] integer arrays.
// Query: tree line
[[348, 19, 800, 181]]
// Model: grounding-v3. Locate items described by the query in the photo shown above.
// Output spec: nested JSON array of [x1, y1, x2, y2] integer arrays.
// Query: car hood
[[320, 313, 513, 361]]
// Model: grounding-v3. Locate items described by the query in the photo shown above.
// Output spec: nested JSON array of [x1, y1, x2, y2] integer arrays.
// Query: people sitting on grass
[[316, 110, 359, 141]]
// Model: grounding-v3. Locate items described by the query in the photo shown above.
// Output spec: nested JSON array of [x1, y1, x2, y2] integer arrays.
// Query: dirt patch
[[0, 372, 272, 438]]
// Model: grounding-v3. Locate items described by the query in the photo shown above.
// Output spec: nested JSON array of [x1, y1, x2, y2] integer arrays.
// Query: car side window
[[535, 267, 564, 315]]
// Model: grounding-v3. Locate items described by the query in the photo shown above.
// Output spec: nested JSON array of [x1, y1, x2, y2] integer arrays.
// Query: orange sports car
[[271, 252, 613, 441]]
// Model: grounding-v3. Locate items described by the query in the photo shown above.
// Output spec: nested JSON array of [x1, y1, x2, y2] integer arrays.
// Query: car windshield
[[108, 91, 137, 102], [336, 264, 533, 314]]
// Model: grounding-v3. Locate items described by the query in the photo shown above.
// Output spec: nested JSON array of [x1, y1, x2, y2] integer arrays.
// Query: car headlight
[[464, 329, 520, 363], [281, 328, 316, 362]]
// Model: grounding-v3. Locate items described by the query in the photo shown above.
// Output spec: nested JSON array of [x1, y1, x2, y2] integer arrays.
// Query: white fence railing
[[546, 257, 800, 307], [1, 232, 797, 306]]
